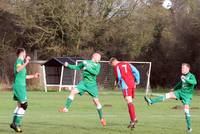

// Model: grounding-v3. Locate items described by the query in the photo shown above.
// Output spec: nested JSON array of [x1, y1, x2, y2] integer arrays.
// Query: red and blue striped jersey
[[113, 62, 140, 90]]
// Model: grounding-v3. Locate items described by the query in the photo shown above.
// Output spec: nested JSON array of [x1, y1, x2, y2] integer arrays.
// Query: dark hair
[[109, 57, 117, 65], [182, 63, 191, 69], [16, 48, 25, 56]]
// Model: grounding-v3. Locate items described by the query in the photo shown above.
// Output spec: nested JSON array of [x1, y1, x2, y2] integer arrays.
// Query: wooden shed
[[42, 57, 83, 92]]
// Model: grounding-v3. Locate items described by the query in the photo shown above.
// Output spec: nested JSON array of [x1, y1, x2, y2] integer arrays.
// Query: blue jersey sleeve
[[130, 64, 140, 84]]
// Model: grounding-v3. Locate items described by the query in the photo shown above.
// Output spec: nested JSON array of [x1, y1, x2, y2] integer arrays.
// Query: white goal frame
[[42, 60, 152, 93]]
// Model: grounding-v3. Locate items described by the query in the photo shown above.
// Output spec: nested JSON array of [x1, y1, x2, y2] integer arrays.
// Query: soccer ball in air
[[162, 0, 173, 9]]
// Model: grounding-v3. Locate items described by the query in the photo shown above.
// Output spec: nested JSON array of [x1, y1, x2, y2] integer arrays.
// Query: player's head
[[92, 53, 101, 63], [109, 57, 119, 66], [16, 48, 26, 59], [182, 63, 190, 74]]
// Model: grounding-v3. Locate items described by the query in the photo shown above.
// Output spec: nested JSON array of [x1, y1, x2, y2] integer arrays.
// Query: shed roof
[[43, 57, 83, 67]]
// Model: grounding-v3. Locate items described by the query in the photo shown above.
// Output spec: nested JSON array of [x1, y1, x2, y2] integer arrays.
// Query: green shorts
[[13, 85, 27, 103], [76, 80, 99, 98], [174, 90, 192, 105]]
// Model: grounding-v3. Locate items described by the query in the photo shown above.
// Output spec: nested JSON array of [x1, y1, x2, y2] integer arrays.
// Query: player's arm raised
[[64, 62, 84, 70], [182, 75, 197, 85], [16, 56, 30, 72]]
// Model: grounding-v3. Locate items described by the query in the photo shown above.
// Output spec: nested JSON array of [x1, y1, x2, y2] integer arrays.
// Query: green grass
[[0, 90, 200, 134]]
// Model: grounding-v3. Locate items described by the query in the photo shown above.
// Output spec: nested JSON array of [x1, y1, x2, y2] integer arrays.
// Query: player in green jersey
[[144, 63, 197, 132], [10, 48, 39, 133], [58, 53, 106, 126]]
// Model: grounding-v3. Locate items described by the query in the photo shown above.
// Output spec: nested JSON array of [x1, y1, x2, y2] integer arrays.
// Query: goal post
[[73, 60, 152, 95]]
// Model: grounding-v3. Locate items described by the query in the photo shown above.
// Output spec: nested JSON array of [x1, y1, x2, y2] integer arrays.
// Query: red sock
[[128, 103, 136, 122]]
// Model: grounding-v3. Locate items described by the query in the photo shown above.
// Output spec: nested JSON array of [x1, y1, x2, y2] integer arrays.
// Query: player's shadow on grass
[[0, 123, 16, 133], [26, 121, 133, 133], [0, 129, 12, 133], [172, 105, 200, 110]]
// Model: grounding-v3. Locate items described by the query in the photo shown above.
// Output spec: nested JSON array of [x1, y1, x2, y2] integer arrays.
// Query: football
[[162, 0, 173, 9]]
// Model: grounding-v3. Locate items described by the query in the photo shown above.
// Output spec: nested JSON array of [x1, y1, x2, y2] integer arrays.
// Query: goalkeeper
[[59, 53, 106, 126], [144, 63, 197, 132]]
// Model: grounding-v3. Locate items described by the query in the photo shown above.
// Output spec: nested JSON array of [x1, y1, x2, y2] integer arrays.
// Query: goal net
[[73, 60, 152, 95]]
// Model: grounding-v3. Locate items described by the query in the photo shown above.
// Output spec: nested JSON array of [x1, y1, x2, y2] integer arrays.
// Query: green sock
[[13, 115, 17, 123], [185, 115, 191, 129], [65, 98, 73, 109], [151, 95, 166, 104], [13, 107, 25, 126], [12, 107, 19, 124], [97, 108, 103, 119], [13, 116, 22, 126]]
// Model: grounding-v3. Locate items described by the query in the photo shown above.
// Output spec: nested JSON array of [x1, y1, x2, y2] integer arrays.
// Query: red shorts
[[122, 87, 135, 98]]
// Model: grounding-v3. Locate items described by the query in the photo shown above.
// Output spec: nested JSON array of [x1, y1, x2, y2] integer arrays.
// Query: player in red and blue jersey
[[110, 57, 140, 129]]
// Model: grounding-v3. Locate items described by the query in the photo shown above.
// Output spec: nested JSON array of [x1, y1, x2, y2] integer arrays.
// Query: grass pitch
[[0, 90, 200, 134]]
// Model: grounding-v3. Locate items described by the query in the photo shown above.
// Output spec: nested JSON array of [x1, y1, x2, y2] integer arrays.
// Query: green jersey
[[13, 58, 27, 87], [67, 60, 100, 83], [174, 72, 197, 94]]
